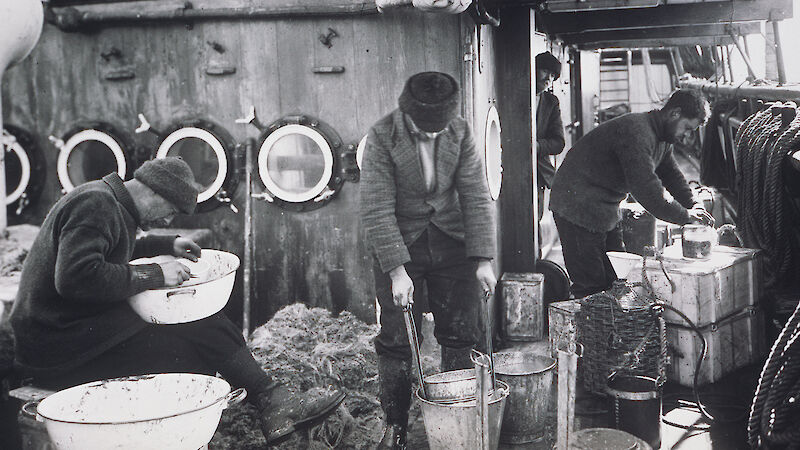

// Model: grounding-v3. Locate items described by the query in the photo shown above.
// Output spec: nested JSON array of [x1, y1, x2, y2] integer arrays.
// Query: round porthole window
[[256, 115, 342, 211], [56, 123, 134, 193], [154, 119, 238, 213], [3, 124, 45, 215], [356, 135, 368, 169], [485, 106, 502, 200]]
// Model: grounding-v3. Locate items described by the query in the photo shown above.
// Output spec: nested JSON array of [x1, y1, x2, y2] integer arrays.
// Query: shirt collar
[[404, 113, 443, 142], [102, 173, 140, 225]]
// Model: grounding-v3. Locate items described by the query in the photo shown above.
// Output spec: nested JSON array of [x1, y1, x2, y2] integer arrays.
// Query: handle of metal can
[[472, 349, 492, 450], [483, 290, 495, 390], [402, 304, 427, 400], [224, 388, 247, 408], [166, 288, 197, 298], [21, 401, 43, 422]]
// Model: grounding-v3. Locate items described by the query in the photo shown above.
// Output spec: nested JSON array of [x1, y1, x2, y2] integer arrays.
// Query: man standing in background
[[535, 51, 566, 227]]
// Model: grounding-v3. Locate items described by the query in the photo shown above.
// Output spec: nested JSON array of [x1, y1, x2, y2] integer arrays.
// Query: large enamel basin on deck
[[129, 249, 239, 324], [26, 373, 246, 450]]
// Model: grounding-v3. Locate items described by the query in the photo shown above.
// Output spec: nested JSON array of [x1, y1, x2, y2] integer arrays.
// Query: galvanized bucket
[[494, 351, 557, 444], [423, 369, 476, 403], [416, 380, 509, 450], [568, 427, 652, 450], [606, 375, 661, 450]]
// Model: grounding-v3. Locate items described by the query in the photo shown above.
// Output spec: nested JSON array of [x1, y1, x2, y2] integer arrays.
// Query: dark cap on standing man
[[535, 52, 561, 80], [398, 71, 460, 133], [133, 157, 199, 214]]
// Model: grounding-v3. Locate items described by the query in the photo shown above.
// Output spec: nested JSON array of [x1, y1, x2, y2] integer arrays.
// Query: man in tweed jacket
[[360, 72, 497, 449]]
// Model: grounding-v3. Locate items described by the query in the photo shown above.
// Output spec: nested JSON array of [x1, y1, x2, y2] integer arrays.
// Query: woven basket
[[578, 282, 667, 394]]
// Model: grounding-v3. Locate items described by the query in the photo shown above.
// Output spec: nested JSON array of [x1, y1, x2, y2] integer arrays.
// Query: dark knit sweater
[[550, 111, 697, 232], [10, 174, 176, 373]]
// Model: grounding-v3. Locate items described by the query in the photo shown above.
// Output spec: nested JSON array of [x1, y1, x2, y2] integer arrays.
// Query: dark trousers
[[374, 226, 482, 425], [32, 312, 270, 394], [554, 214, 625, 298], [374, 226, 482, 359]]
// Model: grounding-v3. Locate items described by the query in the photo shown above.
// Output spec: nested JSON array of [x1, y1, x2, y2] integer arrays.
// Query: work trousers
[[554, 214, 625, 299], [373, 225, 482, 425], [373, 225, 482, 360], [31, 312, 270, 394]]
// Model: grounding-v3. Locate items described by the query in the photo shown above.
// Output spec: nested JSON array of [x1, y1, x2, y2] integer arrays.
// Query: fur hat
[[398, 71, 460, 132], [536, 52, 561, 81], [134, 157, 198, 214]]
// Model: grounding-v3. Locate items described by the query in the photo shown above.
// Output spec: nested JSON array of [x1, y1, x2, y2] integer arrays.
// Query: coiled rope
[[734, 102, 800, 287], [735, 102, 800, 449]]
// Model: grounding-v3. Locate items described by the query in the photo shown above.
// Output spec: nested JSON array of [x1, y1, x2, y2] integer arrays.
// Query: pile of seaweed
[[210, 303, 384, 449]]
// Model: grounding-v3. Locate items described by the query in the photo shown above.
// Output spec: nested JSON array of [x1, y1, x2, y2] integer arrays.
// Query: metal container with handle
[[402, 304, 427, 399], [22, 373, 247, 450], [128, 249, 239, 324]]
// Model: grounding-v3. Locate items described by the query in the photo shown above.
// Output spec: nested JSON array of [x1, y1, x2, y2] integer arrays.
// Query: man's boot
[[441, 345, 473, 372], [255, 383, 346, 445], [377, 355, 411, 449]]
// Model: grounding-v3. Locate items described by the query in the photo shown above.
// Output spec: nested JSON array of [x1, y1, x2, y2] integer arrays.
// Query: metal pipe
[[242, 138, 255, 339], [771, 20, 787, 85], [724, 45, 734, 83], [671, 47, 686, 76], [49, 2, 379, 30], [679, 77, 800, 102], [731, 34, 757, 80]]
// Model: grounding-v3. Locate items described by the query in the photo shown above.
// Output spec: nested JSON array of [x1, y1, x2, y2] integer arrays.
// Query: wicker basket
[[578, 282, 667, 394]]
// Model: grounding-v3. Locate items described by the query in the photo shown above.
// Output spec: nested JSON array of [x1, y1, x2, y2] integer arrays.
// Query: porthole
[[256, 115, 342, 211], [356, 135, 367, 169], [3, 124, 45, 216], [485, 106, 502, 200], [56, 122, 134, 193], [154, 119, 239, 213]]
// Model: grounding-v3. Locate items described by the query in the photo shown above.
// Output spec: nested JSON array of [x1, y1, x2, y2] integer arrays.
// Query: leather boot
[[441, 345, 473, 372], [377, 355, 411, 448], [377, 423, 408, 450], [255, 383, 346, 445]]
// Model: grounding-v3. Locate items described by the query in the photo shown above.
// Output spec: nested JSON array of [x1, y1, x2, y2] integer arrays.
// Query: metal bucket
[[416, 380, 509, 450], [493, 351, 556, 444], [423, 369, 476, 403], [606, 375, 661, 449]]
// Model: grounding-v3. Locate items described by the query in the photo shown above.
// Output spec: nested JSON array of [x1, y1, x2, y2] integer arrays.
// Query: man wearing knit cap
[[11, 157, 345, 445], [360, 71, 497, 449]]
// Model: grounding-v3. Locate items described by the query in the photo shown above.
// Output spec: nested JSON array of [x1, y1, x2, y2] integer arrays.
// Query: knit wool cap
[[398, 71, 460, 132], [536, 52, 561, 81], [133, 157, 199, 214]]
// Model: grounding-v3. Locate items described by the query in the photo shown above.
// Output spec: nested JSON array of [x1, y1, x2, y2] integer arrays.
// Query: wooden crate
[[548, 299, 582, 357], [500, 272, 545, 342], [666, 305, 766, 387], [629, 245, 761, 327]]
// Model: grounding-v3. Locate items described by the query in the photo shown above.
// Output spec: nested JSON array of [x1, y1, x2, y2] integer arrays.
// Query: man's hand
[[688, 206, 715, 227], [389, 265, 414, 308], [173, 237, 202, 262], [159, 260, 191, 286], [476, 260, 497, 298]]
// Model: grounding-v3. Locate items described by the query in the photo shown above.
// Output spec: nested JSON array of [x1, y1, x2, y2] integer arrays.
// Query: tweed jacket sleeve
[[360, 124, 411, 273], [455, 124, 497, 260]]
